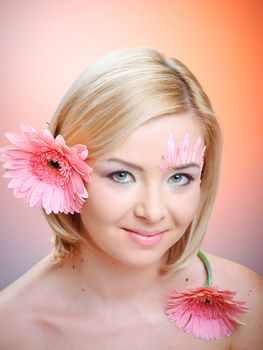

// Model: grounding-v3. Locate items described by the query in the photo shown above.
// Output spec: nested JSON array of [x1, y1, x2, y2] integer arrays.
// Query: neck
[[63, 241, 169, 306]]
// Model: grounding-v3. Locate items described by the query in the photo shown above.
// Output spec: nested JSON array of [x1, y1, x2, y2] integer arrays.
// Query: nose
[[133, 185, 166, 224]]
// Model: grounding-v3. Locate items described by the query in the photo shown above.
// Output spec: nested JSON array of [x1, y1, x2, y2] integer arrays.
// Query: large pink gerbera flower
[[0, 123, 93, 214], [166, 285, 248, 340]]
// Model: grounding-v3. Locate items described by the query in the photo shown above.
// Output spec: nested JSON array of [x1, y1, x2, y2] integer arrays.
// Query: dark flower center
[[48, 160, 61, 169], [203, 298, 213, 305], [30, 151, 72, 187]]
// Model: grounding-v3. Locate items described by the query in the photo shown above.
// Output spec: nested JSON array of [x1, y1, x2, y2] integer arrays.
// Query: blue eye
[[108, 171, 195, 186], [169, 173, 194, 186], [109, 171, 134, 184]]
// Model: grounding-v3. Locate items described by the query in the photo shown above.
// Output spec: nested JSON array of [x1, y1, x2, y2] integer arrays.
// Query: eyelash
[[108, 170, 195, 187]]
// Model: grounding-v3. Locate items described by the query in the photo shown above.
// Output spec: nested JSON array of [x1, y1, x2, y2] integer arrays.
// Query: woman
[[0, 47, 262, 349]]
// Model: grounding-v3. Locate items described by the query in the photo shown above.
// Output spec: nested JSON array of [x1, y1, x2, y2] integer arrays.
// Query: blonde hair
[[46, 47, 222, 275]]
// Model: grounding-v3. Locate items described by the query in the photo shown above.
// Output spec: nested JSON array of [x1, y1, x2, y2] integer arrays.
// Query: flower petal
[[5, 132, 24, 144], [20, 175, 38, 192], [1, 123, 93, 214], [20, 123, 36, 132], [29, 180, 44, 207], [7, 177, 25, 189], [3, 159, 29, 169], [166, 285, 248, 340]]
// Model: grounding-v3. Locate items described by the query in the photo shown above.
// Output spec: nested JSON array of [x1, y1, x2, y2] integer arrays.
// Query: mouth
[[121, 228, 166, 246]]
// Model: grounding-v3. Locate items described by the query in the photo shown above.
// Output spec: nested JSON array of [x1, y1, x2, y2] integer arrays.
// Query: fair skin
[[0, 112, 262, 349]]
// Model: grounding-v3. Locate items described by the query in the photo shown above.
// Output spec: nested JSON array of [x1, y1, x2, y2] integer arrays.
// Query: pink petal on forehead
[[181, 133, 190, 164], [191, 137, 201, 163], [198, 145, 206, 170], [158, 133, 206, 171], [167, 133, 176, 165], [158, 133, 177, 170]]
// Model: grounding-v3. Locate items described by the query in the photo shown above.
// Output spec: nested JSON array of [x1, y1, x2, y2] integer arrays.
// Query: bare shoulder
[[206, 253, 263, 349], [0, 284, 32, 349], [0, 254, 59, 349]]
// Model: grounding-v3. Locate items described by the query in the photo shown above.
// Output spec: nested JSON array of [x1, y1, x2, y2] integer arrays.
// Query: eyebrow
[[101, 158, 200, 172]]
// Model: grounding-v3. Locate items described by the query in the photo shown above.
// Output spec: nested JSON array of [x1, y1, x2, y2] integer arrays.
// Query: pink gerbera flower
[[0, 123, 93, 214], [166, 285, 248, 340]]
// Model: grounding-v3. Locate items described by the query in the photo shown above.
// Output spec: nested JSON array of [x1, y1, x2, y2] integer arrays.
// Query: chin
[[111, 249, 169, 270]]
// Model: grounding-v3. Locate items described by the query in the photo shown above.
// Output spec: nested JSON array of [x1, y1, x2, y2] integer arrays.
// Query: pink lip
[[123, 228, 166, 236], [122, 228, 166, 246]]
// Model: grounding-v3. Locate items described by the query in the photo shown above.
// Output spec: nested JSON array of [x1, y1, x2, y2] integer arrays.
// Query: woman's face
[[80, 112, 205, 268]]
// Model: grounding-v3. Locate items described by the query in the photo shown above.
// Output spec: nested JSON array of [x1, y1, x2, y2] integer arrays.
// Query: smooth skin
[[0, 112, 262, 349]]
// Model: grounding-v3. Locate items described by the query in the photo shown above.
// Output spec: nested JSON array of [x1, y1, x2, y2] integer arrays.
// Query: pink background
[[0, 1, 262, 289]]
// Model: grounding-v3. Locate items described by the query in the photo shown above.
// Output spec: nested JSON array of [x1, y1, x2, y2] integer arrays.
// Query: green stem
[[197, 250, 213, 288]]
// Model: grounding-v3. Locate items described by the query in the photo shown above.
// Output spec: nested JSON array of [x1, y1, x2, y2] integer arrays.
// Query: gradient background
[[0, 0, 262, 289]]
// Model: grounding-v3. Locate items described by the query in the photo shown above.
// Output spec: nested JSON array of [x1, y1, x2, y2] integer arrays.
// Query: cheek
[[169, 187, 201, 225], [81, 179, 135, 225]]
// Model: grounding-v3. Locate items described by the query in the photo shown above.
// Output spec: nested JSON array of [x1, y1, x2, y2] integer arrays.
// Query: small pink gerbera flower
[[0, 123, 93, 214], [166, 285, 248, 340]]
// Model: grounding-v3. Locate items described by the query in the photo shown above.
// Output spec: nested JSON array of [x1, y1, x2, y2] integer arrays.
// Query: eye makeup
[[108, 170, 135, 184], [168, 173, 195, 187], [105, 168, 199, 191]]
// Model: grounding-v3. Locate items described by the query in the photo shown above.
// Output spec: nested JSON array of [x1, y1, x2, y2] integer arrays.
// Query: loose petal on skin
[[166, 285, 248, 340], [167, 133, 176, 166], [180, 133, 189, 164], [191, 137, 201, 163], [0, 123, 93, 214], [158, 133, 206, 171], [198, 145, 206, 170]]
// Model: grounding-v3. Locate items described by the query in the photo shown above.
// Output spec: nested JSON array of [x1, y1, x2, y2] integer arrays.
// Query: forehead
[[106, 111, 204, 161]]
